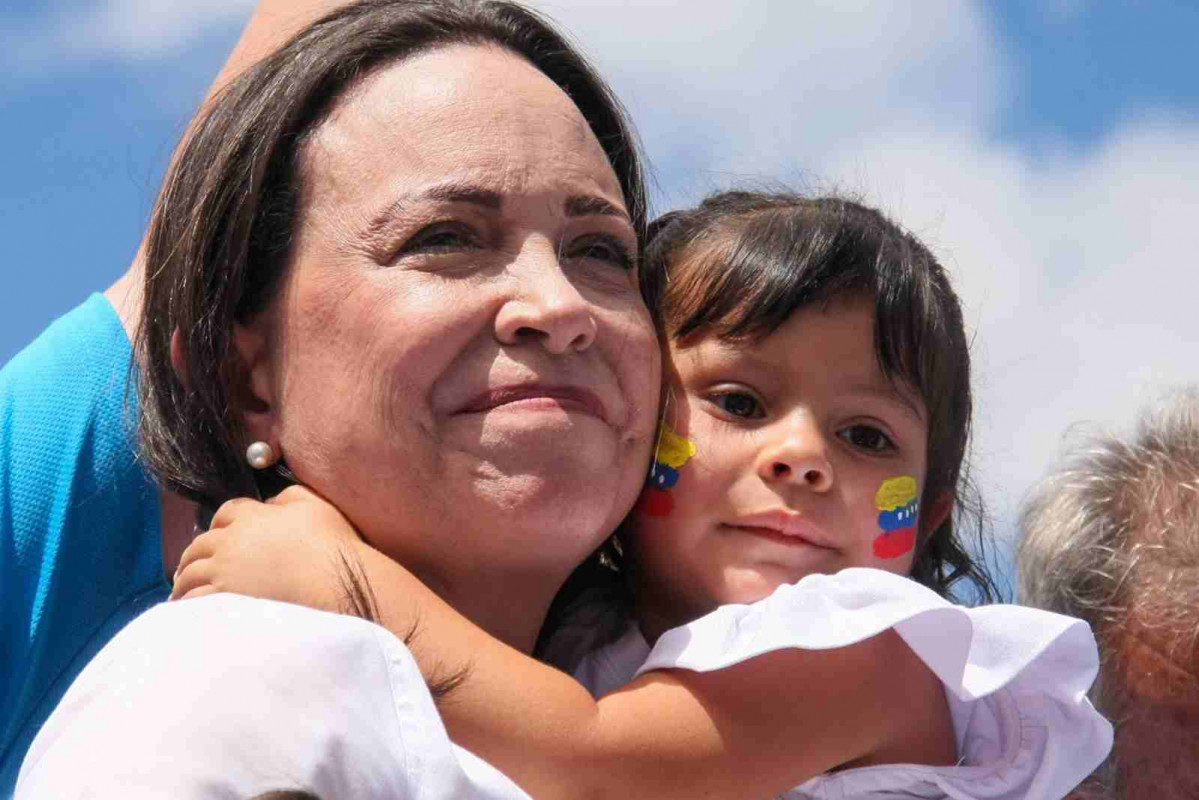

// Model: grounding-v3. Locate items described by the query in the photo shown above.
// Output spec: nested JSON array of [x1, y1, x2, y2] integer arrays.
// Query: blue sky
[[3, 1, 1198, 595], [989, 2, 1199, 148]]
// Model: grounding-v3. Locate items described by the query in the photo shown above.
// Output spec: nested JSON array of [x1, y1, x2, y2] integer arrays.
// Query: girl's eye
[[838, 425, 895, 453], [397, 222, 478, 256], [711, 391, 764, 419], [566, 234, 635, 271]]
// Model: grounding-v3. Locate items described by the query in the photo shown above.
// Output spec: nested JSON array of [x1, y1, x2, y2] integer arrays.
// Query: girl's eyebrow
[[843, 383, 925, 423]]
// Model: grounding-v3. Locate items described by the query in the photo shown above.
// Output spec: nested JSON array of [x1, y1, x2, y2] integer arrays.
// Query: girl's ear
[[923, 491, 954, 536], [232, 320, 278, 449]]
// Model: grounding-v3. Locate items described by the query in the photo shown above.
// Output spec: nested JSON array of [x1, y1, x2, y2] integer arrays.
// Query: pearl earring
[[246, 441, 276, 470]]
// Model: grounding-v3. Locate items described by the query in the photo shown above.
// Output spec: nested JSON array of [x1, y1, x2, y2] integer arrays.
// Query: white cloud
[[2, 0, 254, 68], [59, 0, 255, 58], [535, 0, 1007, 205]]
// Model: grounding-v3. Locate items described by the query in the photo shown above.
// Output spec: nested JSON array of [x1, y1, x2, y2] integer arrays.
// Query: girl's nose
[[755, 418, 834, 492], [494, 241, 597, 354]]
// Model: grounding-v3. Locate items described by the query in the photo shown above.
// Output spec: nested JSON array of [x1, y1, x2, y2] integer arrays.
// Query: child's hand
[[170, 485, 363, 614]]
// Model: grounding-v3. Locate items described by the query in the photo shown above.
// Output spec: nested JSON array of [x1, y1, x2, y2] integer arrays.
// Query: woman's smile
[[457, 384, 610, 424]]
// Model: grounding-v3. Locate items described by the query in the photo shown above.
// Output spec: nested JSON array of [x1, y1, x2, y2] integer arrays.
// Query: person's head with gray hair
[[1018, 387, 1199, 799]]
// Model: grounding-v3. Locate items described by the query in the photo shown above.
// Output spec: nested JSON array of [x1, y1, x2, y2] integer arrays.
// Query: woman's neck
[[416, 566, 560, 655]]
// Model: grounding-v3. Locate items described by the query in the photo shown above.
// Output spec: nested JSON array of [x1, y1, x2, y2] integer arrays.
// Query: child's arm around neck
[[347, 540, 955, 799], [172, 490, 955, 800]]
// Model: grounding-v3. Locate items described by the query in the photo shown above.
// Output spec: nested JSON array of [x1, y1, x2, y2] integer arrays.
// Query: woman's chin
[[457, 415, 628, 478], [468, 464, 620, 518], [451, 403, 615, 443]]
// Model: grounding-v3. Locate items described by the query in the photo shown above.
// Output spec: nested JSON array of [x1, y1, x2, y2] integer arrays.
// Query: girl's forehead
[[676, 295, 874, 364]]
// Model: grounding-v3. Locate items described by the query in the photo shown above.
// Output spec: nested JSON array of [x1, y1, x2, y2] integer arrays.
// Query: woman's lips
[[458, 384, 609, 423]]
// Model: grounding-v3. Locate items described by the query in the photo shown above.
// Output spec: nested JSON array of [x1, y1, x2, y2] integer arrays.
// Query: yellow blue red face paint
[[636, 423, 697, 517], [873, 476, 919, 559]]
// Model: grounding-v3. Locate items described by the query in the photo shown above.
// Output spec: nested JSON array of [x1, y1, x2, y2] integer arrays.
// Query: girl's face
[[628, 294, 946, 638]]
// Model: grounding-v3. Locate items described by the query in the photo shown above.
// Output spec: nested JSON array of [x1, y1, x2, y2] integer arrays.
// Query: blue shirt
[[1, 294, 167, 794]]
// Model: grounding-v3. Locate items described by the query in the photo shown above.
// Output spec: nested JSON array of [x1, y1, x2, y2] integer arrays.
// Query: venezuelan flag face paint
[[636, 423, 697, 517], [873, 476, 919, 559]]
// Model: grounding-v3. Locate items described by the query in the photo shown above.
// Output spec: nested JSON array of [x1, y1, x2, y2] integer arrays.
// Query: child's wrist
[[343, 538, 433, 625]]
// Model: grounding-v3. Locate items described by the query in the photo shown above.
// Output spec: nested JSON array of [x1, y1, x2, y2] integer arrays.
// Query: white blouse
[[15, 594, 532, 800], [575, 568, 1112, 800]]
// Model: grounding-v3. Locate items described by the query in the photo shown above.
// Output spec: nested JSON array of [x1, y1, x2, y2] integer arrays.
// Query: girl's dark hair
[[137, 0, 647, 508]]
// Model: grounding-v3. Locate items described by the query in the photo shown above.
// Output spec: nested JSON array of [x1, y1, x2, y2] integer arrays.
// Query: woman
[[15, 0, 659, 795]]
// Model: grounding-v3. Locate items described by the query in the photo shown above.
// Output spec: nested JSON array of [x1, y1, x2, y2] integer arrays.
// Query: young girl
[[172, 191, 1111, 799]]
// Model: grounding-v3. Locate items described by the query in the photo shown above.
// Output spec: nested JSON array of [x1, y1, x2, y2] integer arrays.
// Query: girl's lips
[[459, 384, 609, 423], [724, 512, 835, 549]]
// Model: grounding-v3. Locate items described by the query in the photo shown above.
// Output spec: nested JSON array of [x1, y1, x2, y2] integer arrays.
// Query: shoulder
[[17, 596, 531, 799], [635, 569, 953, 677], [0, 293, 139, 490], [1, 293, 131, 399]]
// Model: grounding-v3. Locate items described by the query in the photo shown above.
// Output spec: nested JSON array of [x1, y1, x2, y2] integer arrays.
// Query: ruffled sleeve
[[634, 568, 1112, 800]]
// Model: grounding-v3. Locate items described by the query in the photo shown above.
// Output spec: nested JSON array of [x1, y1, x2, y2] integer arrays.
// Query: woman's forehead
[[301, 44, 624, 213]]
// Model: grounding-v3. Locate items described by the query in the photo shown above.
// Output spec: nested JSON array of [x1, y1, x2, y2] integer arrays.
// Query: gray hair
[[1017, 387, 1199, 799], [1019, 386, 1199, 630]]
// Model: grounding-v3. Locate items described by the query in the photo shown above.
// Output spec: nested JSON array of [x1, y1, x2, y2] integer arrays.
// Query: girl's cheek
[[636, 423, 698, 518], [872, 476, 919, 559]]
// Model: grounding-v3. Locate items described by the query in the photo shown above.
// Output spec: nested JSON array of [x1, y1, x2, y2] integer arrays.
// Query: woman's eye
[[838, 425, 895, 452], [398, 223, 477, 256], [567, 234, 634, 271], [711, 391, 763, 419]]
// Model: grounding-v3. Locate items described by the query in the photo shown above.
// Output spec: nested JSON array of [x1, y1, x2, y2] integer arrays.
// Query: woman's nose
[[495, 245, 597, 354], [755, 418, 834, 492]]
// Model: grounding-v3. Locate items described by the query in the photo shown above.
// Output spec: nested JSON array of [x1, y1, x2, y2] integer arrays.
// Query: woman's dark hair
[[137, 0, 648, 508], [642, 190, 997, 601]]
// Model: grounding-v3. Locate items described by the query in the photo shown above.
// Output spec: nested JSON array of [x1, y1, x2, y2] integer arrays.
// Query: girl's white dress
[[575, 568, 1112, 800]]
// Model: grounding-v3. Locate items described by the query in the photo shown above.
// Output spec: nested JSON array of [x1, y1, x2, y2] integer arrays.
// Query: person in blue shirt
[[0, 292, 166, 792]]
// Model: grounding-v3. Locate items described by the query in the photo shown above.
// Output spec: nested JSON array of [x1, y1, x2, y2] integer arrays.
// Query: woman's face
[[242, 45, 659, 627]]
